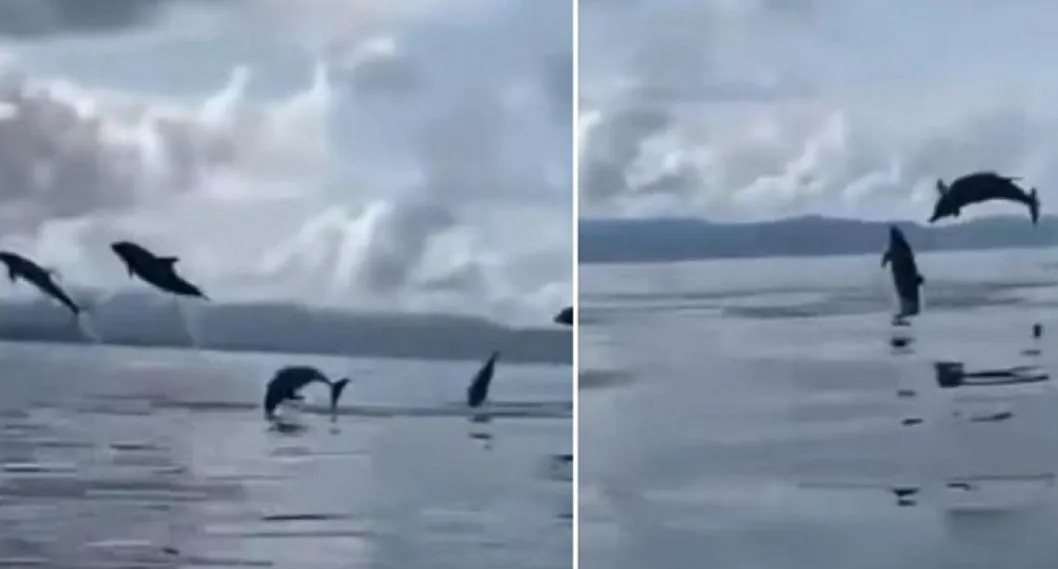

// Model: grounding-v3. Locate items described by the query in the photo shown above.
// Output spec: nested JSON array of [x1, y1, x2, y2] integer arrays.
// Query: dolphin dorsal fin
[[159, 256, 178, 265]]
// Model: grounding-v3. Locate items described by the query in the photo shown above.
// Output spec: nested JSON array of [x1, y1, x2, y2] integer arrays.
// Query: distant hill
[[579, 215, 1058, 264], [0, 293, 571, 365]]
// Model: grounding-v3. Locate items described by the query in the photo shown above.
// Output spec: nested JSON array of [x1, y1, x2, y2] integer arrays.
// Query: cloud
[[0, 0, 571, 329], [0, 0, 229, 38], [579, 0, 1058, 221]]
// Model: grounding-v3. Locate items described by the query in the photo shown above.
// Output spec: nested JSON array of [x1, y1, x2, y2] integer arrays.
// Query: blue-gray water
[[580, 248, 1058, 568], [0, 343, 571, 568]]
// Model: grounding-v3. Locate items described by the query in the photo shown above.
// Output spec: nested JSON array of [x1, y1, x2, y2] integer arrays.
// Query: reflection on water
[[579, 252, 1058, 568], [0, 343, 572, 569]]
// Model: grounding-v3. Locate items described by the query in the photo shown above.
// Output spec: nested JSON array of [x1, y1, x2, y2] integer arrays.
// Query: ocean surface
[[579, 247, 1058, 569], [0, 342, 572, 568]]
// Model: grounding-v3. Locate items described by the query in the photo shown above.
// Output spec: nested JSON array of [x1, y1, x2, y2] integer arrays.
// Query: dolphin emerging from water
[[0, 251, 82, 316], [263, 365, 351, 421], [881, 226, 924, 324], [553, 306, 573, 326], [466, 351, 500, 408], [110, 241, 210, 300], [931, 171, 1040, 225]]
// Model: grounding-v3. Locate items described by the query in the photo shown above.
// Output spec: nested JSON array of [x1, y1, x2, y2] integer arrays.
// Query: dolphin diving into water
[[553, 306, 573, 326], [110, 241, 210, 300], [881, 226, 925, 325], [0, 251, 82, 316], [466, 351, 501, 408], [263, 365, 351, 422], [931, 171, 1040, 225]]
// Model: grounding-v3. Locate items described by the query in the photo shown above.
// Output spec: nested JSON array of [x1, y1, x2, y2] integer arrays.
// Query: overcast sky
[[579, 0, 1058, 221]]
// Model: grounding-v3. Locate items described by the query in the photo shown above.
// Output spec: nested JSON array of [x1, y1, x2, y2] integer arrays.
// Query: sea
[[579, 247, 1058, 569], [0, 343, 572, 569]]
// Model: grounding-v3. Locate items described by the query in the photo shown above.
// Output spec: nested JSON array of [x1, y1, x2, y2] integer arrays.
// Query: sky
[[579, 0, 1058, 222], [0, 0, 572, 327]]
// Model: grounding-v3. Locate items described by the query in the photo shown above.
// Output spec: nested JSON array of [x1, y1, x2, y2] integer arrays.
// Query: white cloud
[[0, 0, 571, 327], [579, 0, 1058, 221]]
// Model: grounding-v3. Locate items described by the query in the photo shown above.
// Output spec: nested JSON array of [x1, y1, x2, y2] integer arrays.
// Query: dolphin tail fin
[[897, 294, 920, 319], [1029, 188, 1040, 225], [328, 378, 351, 415]]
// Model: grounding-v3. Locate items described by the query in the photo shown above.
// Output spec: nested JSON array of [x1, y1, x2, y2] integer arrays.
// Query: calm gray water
[[580, 248, 1058, 569], [0, 343, 572, 568]]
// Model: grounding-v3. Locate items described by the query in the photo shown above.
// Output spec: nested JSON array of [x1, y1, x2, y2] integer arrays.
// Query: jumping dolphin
[[931, 171, 1040, 225], [263, 365, 351, 421], [553, 306, 573, 326], [881, 226, 924, 324], [0, 251, 82, 316], [110, 241, 209, 300], [466, 351, 501, 408]]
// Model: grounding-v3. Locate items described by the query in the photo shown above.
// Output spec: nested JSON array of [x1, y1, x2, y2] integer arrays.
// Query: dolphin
[[466, 351, 501, 408], [553, 306, 573, 326], [969, 410, 1013, 423], [110, 241, 209, 300], [263, 365, 351, 421], [931, 171, 1040, 225], [891, 487, 919, 499], [0, 251, 82, 316], [881, 226, 924, 323]]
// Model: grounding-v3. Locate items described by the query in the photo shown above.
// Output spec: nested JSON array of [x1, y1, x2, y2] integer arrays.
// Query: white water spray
[[75, 313, 103, 344], [173, 297, 203, 349]]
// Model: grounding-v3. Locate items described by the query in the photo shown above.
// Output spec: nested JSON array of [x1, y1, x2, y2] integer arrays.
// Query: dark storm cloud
[[0, 0, 226, 38]]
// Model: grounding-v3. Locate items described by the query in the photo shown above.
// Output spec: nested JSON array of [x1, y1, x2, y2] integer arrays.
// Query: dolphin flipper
[[917, 274, 925, 285], [881, 251, 891, 267]]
